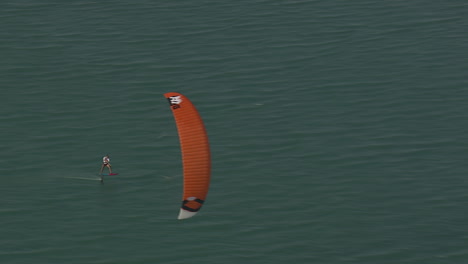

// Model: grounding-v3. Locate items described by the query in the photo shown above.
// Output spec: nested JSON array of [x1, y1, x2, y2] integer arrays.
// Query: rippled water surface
[[1, 1, 468, 263]]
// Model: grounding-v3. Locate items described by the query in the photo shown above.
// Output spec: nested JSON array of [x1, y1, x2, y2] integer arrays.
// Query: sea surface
[[1, 1, 468, 263]]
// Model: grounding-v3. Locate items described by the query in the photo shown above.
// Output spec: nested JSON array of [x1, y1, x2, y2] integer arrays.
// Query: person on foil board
[[100, 154, 112, 175]]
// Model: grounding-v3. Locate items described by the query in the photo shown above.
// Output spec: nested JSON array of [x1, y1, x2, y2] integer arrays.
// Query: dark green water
[[1, 1, 468, 263]]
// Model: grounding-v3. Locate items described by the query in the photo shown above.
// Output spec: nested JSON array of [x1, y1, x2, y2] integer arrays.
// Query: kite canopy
[[164, 92, 211, 220]]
